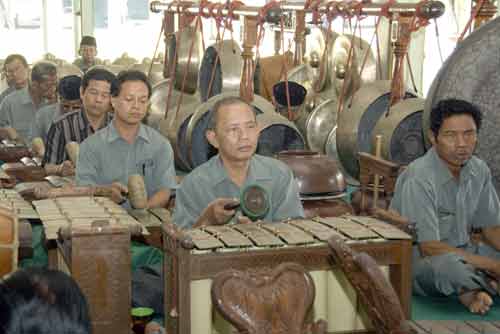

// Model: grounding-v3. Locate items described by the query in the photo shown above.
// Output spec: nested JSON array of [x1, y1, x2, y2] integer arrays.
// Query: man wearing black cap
[[32, 74, 82, 142], [73, 35, 102, 73]]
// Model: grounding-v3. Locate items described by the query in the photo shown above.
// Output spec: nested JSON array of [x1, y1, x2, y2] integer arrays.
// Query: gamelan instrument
[[162, 215, 412, 334]]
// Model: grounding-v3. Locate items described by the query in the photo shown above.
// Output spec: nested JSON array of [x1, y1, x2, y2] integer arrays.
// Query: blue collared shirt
[[76, 120, 177, 208], [0, 87, 51, 141], [173, 154, 304, 229], [31, 103, 64, 142], [390, 147, 500, 247]]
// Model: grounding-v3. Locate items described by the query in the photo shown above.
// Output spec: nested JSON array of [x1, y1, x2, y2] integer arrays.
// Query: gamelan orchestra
[[2, 0, 500, 333]]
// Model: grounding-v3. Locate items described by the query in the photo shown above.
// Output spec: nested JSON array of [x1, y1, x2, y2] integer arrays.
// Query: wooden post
[[389, 15, 413, 107], [372, 135, 382, 210], [163, 11, 175, 79], [294, 10, 305, 66], [240, 16, 258, 103], [473, 0, 497, 30]]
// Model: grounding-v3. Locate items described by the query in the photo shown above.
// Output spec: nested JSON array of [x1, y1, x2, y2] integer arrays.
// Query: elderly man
[[0, 54, 29, 104], [76, 70, 176, 208], [0, 61, 57, 142], [73, 36, 102, 73], [173, 96, 304, 229], [390, 98, 500, 315], [43, 68, 114, 177], [32, 74, 82, 142]]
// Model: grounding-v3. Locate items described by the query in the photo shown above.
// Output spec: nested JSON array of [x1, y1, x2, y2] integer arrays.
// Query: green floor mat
[[19, 223, 48, 268], [412, 295, 500, 321], [131, 241, 163, 272]]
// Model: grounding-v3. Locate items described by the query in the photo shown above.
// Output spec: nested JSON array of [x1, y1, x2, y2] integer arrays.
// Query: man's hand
[[57, 160, 75, 177], [209, 198, 240, 225], [110, 182, 128, 204]]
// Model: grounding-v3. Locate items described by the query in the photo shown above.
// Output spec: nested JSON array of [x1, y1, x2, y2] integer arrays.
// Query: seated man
[[73, 36, 102, 73], [173, 96, 304, 229], [76, 70, 176, 208], [390, 98, 500, 314], [43, 68, 115, 176], [0, 54, 29, 104], [0, 61, 57, 142], [32, 74, 82, 142]]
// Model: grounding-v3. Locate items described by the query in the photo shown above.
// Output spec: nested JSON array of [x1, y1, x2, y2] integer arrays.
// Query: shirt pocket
[[438, 213, 454, 241]]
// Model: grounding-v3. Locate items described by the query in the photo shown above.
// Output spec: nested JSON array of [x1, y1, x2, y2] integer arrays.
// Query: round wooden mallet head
[[128, 174, 148, 209], [5, 127, 18, 141], [31, 137, 45, 158], [65, 141, 80, 165]]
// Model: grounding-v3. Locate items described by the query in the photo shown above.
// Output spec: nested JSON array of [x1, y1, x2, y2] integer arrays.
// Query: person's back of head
[[0, 268, 91, 334]]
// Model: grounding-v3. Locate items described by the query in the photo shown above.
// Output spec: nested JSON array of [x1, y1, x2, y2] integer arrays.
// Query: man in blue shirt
[[76, 70, 176, 208], [391, 99, 500, 314], [173, 96, 303, 228]]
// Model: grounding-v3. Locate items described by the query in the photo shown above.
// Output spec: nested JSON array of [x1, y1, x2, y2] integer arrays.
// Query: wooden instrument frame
[[162, 220, 412, 334]]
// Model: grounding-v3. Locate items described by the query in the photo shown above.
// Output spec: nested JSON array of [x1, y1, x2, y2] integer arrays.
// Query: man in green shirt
[[391, 98, 500, 314]]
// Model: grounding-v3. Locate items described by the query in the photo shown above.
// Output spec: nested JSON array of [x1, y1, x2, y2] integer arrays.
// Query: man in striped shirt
[[42, 67, 115, 176]]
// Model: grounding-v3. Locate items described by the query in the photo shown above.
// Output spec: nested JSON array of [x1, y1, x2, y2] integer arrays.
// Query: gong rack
[[150, 0, 444, 108]]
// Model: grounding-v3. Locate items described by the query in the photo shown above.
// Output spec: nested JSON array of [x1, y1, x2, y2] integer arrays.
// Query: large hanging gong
[[328, 34, 377, 98], [336, 81, 416, 180], [372, 97, 426, 165], [294, 98, 338, 153], [198, 40, 243, 102], [424, 16, 500, 191], [174, 26, 203, 94], [147, 79, 201, 171]]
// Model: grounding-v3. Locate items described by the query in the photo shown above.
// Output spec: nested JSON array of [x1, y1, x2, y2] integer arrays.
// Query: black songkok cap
[[80, 35, 97, 47], [58, 75, 82, 100]]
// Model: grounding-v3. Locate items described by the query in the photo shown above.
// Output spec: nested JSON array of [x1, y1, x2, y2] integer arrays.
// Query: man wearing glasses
[[32, 75, 82, 142], [0, 54, 29, 104], [391, 99, 500, 315], [0, 61, 57, 142]]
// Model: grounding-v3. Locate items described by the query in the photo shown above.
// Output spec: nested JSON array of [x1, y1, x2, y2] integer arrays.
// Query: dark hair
[[113, 70, 152, 98], [31, 61, 57, 83], [58, 75, 82, 100], [3, 54, 28, 70], [80, 35, 97, 48], [207, 96, 255, 130], [0, 268, 91, 334], [81, 67, 116, 93], [430, 98, 482, 137]]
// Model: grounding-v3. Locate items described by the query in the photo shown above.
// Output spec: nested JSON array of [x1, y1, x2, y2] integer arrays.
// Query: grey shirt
[[32, 103, 64, 142], [173, 154, 305, 229], [390, 147, 500, 248], [76, 121, 177, 208], [0, 87, 49, 142], [0, 86, 15, 105]]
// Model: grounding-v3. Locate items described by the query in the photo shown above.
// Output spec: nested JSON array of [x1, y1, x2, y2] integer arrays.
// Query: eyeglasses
[[3, 65, 23, 76]]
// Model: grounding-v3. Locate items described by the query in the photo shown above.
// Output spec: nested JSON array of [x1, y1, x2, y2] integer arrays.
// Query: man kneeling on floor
[[390, 98, 500, 314]]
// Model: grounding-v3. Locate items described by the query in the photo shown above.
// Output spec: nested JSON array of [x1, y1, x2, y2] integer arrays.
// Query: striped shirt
[[42, 108, 112, 164]]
